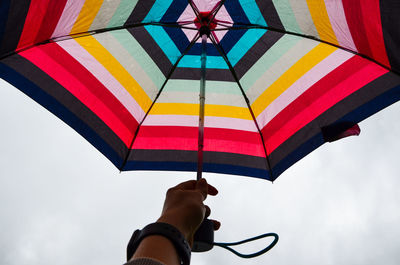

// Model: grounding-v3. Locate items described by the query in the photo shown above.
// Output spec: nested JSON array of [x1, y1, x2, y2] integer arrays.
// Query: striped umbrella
[[0, 0, 399, 181]]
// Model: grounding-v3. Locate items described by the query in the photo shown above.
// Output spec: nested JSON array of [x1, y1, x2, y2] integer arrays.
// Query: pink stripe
[[20, 47, 133, 146], [193, 0, 221, 11], [256, 49, 354, 128], [144, 115, 258, 132], [133, 136, 265, 156], [266, 62, 388, 154], [57, 39, 145, 121], [51, 0, 85, 38], [324, 0, 357, 51]]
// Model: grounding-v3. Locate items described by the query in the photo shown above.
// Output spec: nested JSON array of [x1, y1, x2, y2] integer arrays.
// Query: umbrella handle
[[192, 218, 215, 252], [192, 218, 279, 258]]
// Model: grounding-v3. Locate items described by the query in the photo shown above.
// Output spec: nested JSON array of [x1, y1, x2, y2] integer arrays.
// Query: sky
[[1, 77, 400, 265]]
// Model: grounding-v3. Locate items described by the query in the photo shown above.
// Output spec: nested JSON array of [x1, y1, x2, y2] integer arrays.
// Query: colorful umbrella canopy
[[0, 0, 399, 181]]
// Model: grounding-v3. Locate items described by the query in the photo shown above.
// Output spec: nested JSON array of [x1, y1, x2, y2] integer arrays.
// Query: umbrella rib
[[0, 21, 198, 61], [119, 32, 201, 171], [209, 34, 274, 180], [212, 23, 400, 77], [208, 0, 227, 28]]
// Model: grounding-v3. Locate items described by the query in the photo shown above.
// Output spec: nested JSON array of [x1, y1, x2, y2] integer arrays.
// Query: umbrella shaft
[[197, 34, 207, 180]]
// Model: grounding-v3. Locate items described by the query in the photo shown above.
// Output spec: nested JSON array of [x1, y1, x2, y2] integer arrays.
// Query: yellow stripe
[[251, 43, 337, 117], [151, 103, 253, 120], [75, 36, 152, 111], [306, 0, 339, 45], [71, 0, 104, 34]]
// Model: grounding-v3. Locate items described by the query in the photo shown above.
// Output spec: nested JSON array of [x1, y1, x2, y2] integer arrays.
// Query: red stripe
[[17, 0, 51, 50], [360, 0, 390, 67], [43, 43, 139, 132], [342, 0, 371, 56], [262, 56, 388, 154], [342, 0, 389, 67], [34, 0, 68, 44], [262, 56, 361, 141], [133, 126, 265, 156], [20, 46, 136, 146]]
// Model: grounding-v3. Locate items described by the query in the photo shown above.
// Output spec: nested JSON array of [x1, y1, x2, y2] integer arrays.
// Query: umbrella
[[0, 1, 399, 180]]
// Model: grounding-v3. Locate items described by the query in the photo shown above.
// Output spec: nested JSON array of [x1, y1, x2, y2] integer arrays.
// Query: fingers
[[196, 178, 209, 200], [211, 219, 221, 230], [205, 205, 211, 218], [172, 180, 197, 190]]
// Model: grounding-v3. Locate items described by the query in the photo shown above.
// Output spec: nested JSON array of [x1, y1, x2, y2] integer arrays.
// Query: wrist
[[127, 222, 191, 265], [157, 215, 193, 243]]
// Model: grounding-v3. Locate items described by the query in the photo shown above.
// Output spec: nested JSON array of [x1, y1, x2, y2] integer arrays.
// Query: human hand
[[157, 178, 220, 246]]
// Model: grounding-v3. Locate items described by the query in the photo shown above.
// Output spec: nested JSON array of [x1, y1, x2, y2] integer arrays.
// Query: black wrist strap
[[127, 222, 191, 265]]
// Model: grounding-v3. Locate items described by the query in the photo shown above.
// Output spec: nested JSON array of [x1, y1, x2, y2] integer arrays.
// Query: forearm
[[129, 235, 180, 265]]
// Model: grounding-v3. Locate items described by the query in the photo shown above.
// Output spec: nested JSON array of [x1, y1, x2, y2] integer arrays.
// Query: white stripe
[[143, 115, 258, 132], [288, 0, 319, 37], [93, 32, 159, 101], [256, 49, 354, 128], [247, 38, 318, 104], [58, 39, 146, 122], [89, 0, 122, 31]]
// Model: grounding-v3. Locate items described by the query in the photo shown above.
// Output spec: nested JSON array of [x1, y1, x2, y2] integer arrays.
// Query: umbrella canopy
[[0, 0, 399, 181]]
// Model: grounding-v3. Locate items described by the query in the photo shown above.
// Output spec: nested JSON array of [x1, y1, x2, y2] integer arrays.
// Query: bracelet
[[127, 222, 191, 265]]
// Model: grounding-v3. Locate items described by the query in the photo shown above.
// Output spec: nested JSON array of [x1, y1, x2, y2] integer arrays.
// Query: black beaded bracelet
[[127, 222, 191, 265]]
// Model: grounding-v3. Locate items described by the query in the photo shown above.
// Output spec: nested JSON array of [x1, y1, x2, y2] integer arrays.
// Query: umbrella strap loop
[[213, 232, 279, 259]]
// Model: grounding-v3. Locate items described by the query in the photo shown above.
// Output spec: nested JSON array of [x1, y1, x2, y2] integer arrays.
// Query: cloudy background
[[1, 77, 400, 265]]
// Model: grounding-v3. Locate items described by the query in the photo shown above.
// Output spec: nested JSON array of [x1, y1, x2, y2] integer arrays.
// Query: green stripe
[[111, 29, 165, 89], [272, 0, 302, 33], [164, 80, 242, 94], [240, 34, 301, 91], [107, 0, 139, 27]]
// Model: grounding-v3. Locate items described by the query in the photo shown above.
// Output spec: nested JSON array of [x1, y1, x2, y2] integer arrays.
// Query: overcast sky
[[1, 77, 400, 265]]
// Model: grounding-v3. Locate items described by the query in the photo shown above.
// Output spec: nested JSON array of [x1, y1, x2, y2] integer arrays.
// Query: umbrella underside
[[0, 0, 399, 181]]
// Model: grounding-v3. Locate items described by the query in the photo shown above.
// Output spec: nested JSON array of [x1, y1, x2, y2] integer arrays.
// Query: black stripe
[[0, 0, 31, 56], [2, 54, 128, 162], [380, 0, 400, 72], [128, 149, 268, 170], [269, 71, 400, 169], [234, 30, 284, 79], [171, 67, 235, 82], [125, 0, 157, 25], [256, 0, 284, 30], [128, 26, 172, 77]]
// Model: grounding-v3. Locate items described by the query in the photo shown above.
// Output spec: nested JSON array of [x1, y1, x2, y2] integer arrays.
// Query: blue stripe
[[178, 55, 228, 69], [160, 0, 186, 22], [0, 0, 11, 50], [224, 0, 251, 25], [239, 0, 267, 26], [143, 0, 173, 22], [125, 161, 271, 180], [272, 133, 325, 180], [0, 62, 124, 169], [145, 25, 181, 64], [272, 83, 400, 181], [227, 28, 266, 66]]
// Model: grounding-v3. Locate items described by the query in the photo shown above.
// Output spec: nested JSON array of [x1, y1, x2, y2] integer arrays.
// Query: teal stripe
[[272, 0, 302, 33], [240, 34, 301, 90], [111, 29, 165, 89], [179, 55, 228, 69], [145, 25, 181, 65], [107, 0, 139, 27], [143, 0, 173, 22], [227, 28, 266, 66], [239, 0, 267, 26]]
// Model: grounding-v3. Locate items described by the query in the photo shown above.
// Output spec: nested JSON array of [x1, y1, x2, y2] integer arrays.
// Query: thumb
[[196, 178, 208, 200]]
